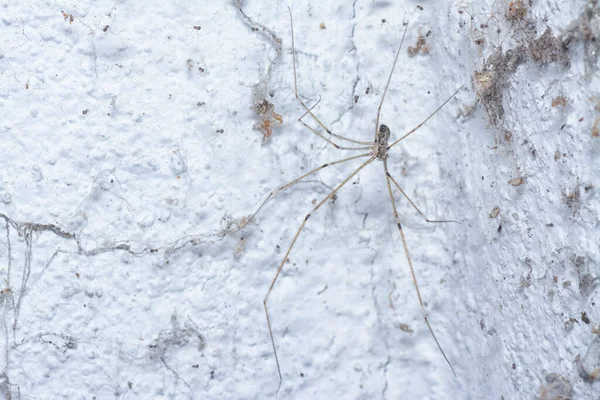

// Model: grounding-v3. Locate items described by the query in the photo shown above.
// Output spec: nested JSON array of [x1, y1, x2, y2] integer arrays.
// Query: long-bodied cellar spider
[[240, 8, 464, 391]]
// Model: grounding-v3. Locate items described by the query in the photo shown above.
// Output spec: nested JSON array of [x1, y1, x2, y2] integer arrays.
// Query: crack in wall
[[329, 0, 362, 130], [370, 263, 391, 400], [0, 211, 233, 396]]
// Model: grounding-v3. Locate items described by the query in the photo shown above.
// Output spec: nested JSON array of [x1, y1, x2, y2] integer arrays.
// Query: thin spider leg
[[265, 156, 375, 392], [386, 171, 461, 224], [383, 158, 457, 378], [374, 23, 409, 141], [238, 152, 372, 232], [297, 95, 372, 150], [387, 85, 464, 149], [288, 7, 372, 147], [299, 93, 323, 120], [298, 118, 373, 151], [298, 95, 372, 150]]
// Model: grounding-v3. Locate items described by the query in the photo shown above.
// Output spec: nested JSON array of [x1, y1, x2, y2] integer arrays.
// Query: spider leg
[[238, 152, 372, 232], [387, 85, 464, 149], [265, 156, 375, 392], [387, 172, 460, 224], [288, 7, 372, 148], [374, 23, 409, 141], [383, 158, 457, 378]]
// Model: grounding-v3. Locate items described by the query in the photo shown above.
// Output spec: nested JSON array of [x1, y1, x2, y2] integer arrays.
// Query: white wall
[[0, 0, 598, 398]]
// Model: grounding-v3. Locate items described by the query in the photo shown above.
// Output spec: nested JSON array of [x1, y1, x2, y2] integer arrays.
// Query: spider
[[240, 8, 464, 391]]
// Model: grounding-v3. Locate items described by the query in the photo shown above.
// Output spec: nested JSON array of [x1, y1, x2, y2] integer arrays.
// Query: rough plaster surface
[[0, 0, 599, 399]]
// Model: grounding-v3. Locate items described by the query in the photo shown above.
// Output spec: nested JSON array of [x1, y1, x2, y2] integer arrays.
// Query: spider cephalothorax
[[374, 124, 391, 160]]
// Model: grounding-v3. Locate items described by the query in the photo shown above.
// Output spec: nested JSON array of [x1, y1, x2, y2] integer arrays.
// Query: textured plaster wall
[[0, 0, 598, 399]]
